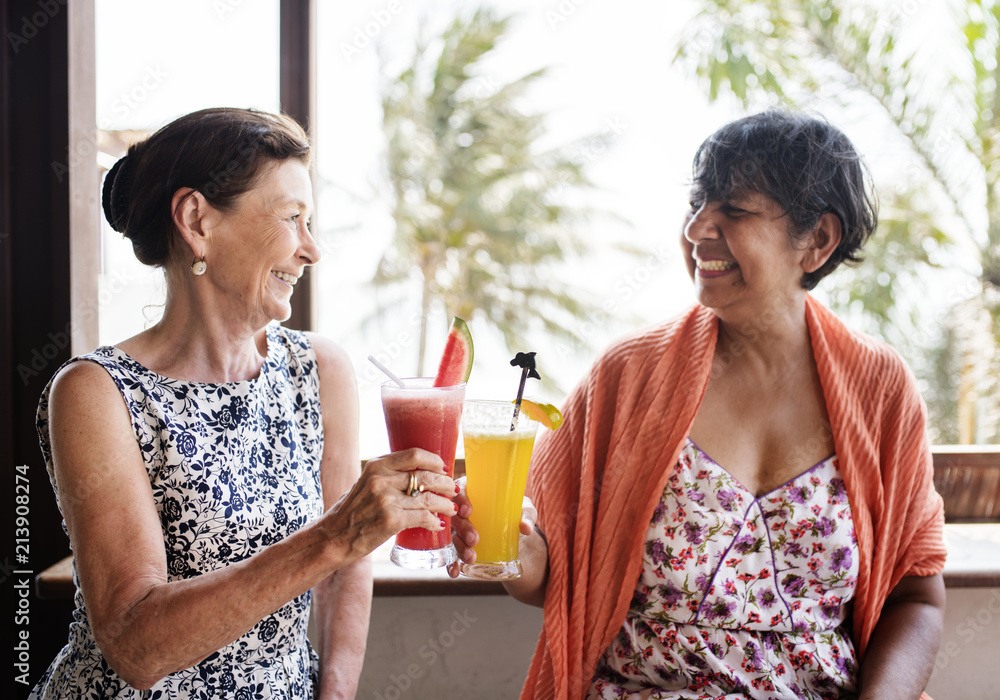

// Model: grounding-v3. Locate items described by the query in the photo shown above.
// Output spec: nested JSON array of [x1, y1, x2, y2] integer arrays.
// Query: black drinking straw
[[510, 351, 541, 430]]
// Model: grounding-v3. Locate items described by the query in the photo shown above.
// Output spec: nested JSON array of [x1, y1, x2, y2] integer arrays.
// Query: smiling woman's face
[[681, 190, 812, 319], [205, 158, 321, 326]]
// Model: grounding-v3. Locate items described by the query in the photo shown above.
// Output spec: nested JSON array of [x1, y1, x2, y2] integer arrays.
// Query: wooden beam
[[2, 0, 86, 690], [68, 0, 99, 354], [280, 0, 315, 332], [933, 446, 1000, 522]]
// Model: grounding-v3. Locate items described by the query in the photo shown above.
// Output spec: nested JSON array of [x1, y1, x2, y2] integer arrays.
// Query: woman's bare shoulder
[[50, 358, 121, 402], [303, 332, 354, 381], [47, 359, 134, 449]]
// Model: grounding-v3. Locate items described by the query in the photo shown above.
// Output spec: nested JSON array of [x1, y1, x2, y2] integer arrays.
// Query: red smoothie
[[381, 379, 465, 552]]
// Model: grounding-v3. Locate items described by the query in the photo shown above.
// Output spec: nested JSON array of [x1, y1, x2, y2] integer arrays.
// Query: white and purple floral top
[[589, 438, 860, 700]]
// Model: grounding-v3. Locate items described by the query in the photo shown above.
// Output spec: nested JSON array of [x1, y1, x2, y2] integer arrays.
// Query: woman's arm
[[449, 490, 549, 607], [313, 559, 372, 698], [857, 573, 946, 700], [307, 334, 372, 700], [502, 513, 549, 607], [49, 360, 453, 690]]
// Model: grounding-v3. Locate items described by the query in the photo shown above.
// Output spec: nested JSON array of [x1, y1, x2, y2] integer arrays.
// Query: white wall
[[351, 587, 1000, 700], [358, 595, 543, 700], [926, 587, 1000, 700]]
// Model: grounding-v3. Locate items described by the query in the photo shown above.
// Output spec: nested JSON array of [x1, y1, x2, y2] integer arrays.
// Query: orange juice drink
[[459, 400, 538, 580], [465, 431, 536, 562]]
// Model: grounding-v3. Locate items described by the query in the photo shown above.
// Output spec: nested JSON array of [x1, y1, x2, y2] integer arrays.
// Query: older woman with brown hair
[[453, 110, 947, 699], [29, 108, 457, 699]]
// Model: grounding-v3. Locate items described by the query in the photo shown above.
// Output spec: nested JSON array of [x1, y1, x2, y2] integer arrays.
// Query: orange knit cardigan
[[522, 296, 946, 699]]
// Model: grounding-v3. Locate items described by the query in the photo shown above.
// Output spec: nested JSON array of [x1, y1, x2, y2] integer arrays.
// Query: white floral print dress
[[31, 325, 325, 699], [589, 438, 860, 700]]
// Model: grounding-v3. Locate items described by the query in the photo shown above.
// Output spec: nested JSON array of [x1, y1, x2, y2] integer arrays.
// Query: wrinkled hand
[[447, 476, 475, 578], [323, 448, 457, 562], [447, 479, 537, 578]]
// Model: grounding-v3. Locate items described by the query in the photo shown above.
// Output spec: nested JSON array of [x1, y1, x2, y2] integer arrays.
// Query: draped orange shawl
[[522, 296, 946, 699]]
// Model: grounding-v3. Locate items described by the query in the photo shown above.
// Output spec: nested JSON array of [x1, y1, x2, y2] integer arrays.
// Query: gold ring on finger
[[406, 471, 421, 498]]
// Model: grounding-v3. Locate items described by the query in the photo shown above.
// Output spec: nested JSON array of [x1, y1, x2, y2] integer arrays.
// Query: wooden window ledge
[[35, 448, 1000, 598], [34, 523, 1000, 599]]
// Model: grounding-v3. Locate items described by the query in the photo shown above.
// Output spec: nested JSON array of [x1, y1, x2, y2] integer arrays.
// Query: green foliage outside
[[374, 8, 626, 375], [675, 0, 1000, 443]]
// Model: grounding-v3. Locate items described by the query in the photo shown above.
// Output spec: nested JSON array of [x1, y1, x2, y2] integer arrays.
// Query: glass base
[[390, 543, 457, 569], [458, 559, 522, 581]]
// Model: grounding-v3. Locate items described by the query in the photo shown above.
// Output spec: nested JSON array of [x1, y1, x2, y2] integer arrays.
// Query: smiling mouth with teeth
[[696, 259, 738, 271], [271, 271, 298, 285]]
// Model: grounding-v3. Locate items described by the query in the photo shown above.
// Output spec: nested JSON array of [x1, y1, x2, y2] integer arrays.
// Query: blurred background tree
[[374, 8, 629, 375], [675, 0, 999, 443]]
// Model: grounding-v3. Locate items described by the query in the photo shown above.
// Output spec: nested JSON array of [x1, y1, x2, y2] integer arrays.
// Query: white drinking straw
[[368, 355, 406, 388]]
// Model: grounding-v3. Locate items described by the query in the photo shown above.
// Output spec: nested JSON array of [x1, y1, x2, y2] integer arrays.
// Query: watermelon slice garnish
[[433, 317, 474, 387]]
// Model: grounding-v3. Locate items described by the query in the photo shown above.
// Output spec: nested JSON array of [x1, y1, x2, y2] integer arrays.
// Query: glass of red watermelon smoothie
[[381, 378, 465, 568]]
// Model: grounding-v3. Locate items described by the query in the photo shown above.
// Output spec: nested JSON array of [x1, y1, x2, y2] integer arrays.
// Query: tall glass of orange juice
[[459, 400, 538, 580]]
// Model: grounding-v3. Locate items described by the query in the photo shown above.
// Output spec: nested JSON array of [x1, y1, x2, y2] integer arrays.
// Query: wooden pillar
[[1, 1, 93, 695], [280, 0, 315, 332]]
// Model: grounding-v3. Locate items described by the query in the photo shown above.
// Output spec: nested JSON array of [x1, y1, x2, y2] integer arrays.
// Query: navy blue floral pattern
[[31, 324, 324, 699]]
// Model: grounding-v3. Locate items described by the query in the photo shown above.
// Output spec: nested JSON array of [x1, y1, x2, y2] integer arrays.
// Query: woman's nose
[[298, 223, 322, 265], [683, 204, 720, 243]]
